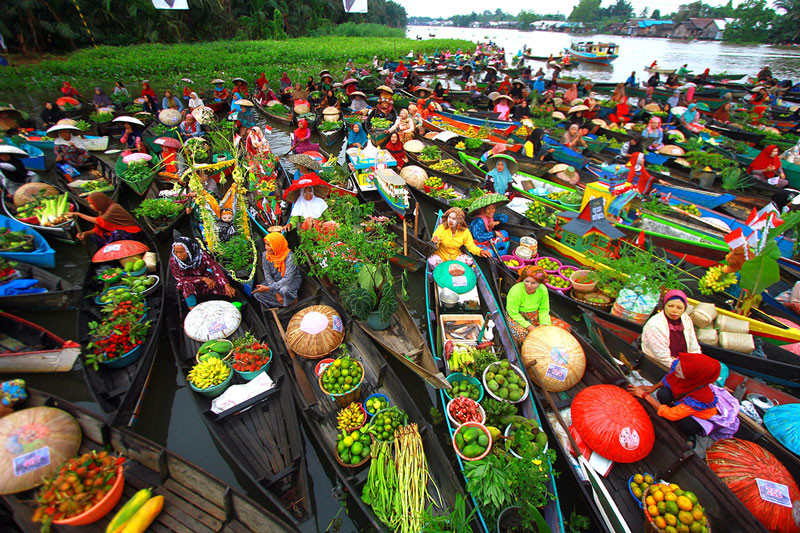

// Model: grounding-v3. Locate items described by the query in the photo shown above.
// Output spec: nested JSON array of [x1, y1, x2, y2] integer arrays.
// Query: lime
[[343, 436, 354, 447]]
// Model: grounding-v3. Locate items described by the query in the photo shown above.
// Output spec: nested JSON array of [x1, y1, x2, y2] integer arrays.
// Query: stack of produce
[[630, 476, 710, 533], [0, 229, 34, 251], [337, 402, 367, 432], [188, 357, 231, 390], [453, 423, 491, 459], [86, 298, 150, 369], [336, 428, 371, 466], [196, 339, 232, 362], [484, 360, 528, 403], [319, 355, 363, 398], [105, 488, 165, 533], [119, 274, 157, 295], [231, 334, 271, 375], [364, 395, 389, 416], [367, 406, 407, 442]]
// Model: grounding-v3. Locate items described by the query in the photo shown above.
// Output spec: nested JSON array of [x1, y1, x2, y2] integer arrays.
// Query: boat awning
[[375, 168, 405, 186]]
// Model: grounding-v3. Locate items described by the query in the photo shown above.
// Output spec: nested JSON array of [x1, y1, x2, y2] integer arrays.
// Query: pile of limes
[[631, 474, 709, 533], [336, 428, 371, 466], [367, 406, 408, 442], [320, 356, 363, 395]]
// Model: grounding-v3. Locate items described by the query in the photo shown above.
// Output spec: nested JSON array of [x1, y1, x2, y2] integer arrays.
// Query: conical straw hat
[[521, 325, 586, 392]]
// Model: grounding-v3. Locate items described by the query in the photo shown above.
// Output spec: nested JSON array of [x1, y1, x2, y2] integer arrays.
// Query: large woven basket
[[285, 305, 345, 359], [696, 328, 718, 346], [716, 315, 749, 334], [690, 302, 717, 329], [719, 332, 755, 354], [521, 326, 586, 392]]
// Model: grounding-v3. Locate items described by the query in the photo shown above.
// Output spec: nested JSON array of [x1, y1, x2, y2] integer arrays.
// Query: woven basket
[[716, 315, 749, 334], [696, 328, 719, 346], [334, 433, 373, 468], [719, 332, 755, 354], [521, 326, 586, 392], [294, 103, 310, 114], [319, 361, 364, 407], [286, 305, 345, 359], [690, 302, 717, 329], [571, 290, 614, 311]]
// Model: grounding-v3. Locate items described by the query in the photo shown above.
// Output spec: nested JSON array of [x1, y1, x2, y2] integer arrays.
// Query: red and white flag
[[724, 228, 746, 250]]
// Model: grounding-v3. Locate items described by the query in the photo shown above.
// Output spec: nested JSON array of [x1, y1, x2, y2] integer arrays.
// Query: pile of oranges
[[630, 474, 710, 533]]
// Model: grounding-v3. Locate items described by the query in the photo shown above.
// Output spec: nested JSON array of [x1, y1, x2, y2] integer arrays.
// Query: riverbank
[[0, 36, 473, 93]]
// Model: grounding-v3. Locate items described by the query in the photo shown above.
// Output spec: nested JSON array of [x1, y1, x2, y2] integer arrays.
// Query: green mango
[[462, 444, 483, 458]]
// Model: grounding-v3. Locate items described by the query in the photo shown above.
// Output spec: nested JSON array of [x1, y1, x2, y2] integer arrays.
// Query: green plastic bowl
[[188, 361, 233, 398]]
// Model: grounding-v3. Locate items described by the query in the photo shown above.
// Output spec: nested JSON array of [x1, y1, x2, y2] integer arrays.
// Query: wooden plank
[[152, 487, 219, 533], [224, 418, 270, 474], [252, 405, 286, 469], [167, 456, 227, 504], [221, 521, 251, 533], [164, 478, 226, 521]]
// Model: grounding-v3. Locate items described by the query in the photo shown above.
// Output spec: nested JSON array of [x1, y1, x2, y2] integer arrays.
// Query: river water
[[407, 25, 800, 80]]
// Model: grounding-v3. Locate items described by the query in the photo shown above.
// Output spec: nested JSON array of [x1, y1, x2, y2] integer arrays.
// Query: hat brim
[[286, 183, 330, 203], [487, 154, 518, 175]]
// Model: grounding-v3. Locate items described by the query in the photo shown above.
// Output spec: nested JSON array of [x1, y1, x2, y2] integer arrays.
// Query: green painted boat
[[115, 153, 158, 195]]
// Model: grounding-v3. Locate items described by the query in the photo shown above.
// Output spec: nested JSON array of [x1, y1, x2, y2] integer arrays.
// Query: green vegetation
[[311, 22, 405, 38], [0, 37, 472, 93]]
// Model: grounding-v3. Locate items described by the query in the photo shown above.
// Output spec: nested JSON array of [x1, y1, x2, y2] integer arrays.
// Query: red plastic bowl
[[53, 465, 125, 526], [452, 422, 492, 462]]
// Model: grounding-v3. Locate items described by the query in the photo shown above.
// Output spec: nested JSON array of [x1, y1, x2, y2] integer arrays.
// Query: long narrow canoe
[[0, 213, 55, 268], [0, 260, 79, 311], [1, 188, 79, 244], [0, 312, 80, 373], [3, 388, 300, 533]]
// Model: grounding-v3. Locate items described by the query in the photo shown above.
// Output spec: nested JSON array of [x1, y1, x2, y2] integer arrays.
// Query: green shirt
[[507, 282, 551, 329]]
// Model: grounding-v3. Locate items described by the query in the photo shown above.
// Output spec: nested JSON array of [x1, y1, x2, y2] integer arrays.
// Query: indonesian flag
[[152, 0, 188, 9], [724, 228, 746, 250], [745, 207, 759, 227]]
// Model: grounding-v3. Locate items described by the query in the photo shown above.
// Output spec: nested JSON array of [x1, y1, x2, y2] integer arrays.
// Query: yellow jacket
[[432, 225, 482, 261]]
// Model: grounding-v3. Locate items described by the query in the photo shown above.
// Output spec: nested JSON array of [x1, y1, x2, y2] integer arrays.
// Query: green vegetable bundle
[[33, 192, 71, 227]]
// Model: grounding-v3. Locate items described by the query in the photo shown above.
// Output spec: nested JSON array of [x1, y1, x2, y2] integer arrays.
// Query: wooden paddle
[[270, 308, 317, 407]]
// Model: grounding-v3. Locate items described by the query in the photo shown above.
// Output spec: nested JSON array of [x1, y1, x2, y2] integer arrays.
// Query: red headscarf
[[627, 153, 653, 193], [141, 82, 156, 99], [294, 118, 310, 142], [395, 61, 408, 75], [663, 352, 720, 409], [256, 72, 268, 88], [748, 145, 782, 176], [385, 134, 406, 169], [61, 82, 79, 98]]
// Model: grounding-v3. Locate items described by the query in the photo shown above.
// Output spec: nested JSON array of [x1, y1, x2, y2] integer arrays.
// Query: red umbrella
[[571, 384, 654, 463], [282, 174, 331, 203], [154, 137, 182, 150], [91, 240, 150, 263], [56, 97, 79, 107], [707, 438, 800, 533]]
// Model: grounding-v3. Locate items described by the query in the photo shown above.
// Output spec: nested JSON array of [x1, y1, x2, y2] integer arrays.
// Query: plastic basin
[[443, 372, 484, 403], [452, 422, 492, 462], [100, 343, 143, 370], [189, 361, 234, 397], [53, 466, 124, 526]]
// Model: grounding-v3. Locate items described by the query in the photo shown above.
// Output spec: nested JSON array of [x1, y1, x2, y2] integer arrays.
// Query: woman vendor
[[283, 177, 331, 232], [561, 123, 587, 150], [486, 156, 514, 196], [385, 132, 407, 169], [0, 147, 41, 196], [120, 122, 146, 156], [429, 207, 490, 267], [349, 91, 370, 116], [292, 118, 319, 155], [681, 103, 703, 133], [213, 80, 229, 102], [53, 128, 92, 168], [40, 102, 65, 129], [347, 122, 368, 149], [641, 290, 701, 367], [713, 102, 732, 124], [368, 94, 397, 125], [748, 145, 788, 187], [169, 236, 236, 308], [179, 113, 204, 139], [524, 128, 554, 161], [641, 117, 664, 151], [493, 95, 512, 121], [254, 83, 277, 106], [92, 87, 112, 111], [628, 352, 740, 441], [506, 265, 571, 344], [279, 72, 292, 92], [468, 194, 510, 256], [609, 97, 631, 125], [252, 232, 302, 308], [388, 108, 415, 143], [141, 82, 159, 114], [61, 81, 81, 99], [69, 192, 143, 245]]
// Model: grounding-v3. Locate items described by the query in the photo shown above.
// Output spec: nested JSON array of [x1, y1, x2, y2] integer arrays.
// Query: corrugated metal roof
[[637, 20, 673, 28]]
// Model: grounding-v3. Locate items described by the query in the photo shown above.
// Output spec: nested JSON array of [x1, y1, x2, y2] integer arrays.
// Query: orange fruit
[[665, 492, 678, 502], [634, 474, 644, 484], [678, 510, 694, 525], [654, 490, 665, 502], [654, 516, 667, 529], [685, 491, 699, 505], [665, 527, 678, 533], [632, 487, 643, 499], [646, 496, 656, 507], [691, 505, 704, 522], [648, 504, 660, 517], [669, 483, 680, 492], [677, 524, 690, 533], [690, 523, 703, 533], [665, 501, 679, 516], [665, 513, 678, 527], [677, 496, 693, 512], [657, 502, 667, 515], [644, 474, 655, 484]]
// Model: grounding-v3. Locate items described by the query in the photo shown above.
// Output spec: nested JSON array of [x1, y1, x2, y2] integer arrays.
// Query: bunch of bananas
[[698, 265, 738, 295], [337, 402, 366, 432], [455, 141, 466, 150], [188, 358, 231, 389], [449, 343, 476, 374]]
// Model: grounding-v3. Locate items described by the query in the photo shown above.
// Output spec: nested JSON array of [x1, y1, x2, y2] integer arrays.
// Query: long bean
[[392, 424, 440, 532]]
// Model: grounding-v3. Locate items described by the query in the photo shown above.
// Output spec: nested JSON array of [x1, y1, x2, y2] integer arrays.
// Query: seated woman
[[486, 156, 514, 196], [429, 207, 490, 267], [245, 126, 275, 179], [162, 90, 184, 112], [187, 92, 204, 111], [506, 265, 571, 344], [213, 81, 229, 102], [641, 117, 664, 151], [92, 87, 112, 111], [61, 81, 81, 99], [628, 352, 740, 441], [178, 114, 204, 139], [349, 92, 370, 116], [252, 232, 302, 308], [347, 122, 368, 149], [120, 122, 146, 156], [40, 102, 65, 129], [0, 148, 41, 196], [385, 132, 407, 169], [254, 83, 278, 106], [493, 95, 511, 121], [54, 129, 92, 168], [641, 290, 701, 367], [713, 102, 731, 124], [141, 82, 159, 114], [284, 180, 331, 232], [70, 192, 144, 246], [468, 195, 510, 256], [748, 145, 788, 187], [388, 109, 415, 143], [681, 103, 704, 134], [292, 118, 319, 155], [524, 128, 554, 161], [279, 72, 292, 92], [169, 236, 235, 309], [609, 97, 631, 124], [561, 123, 586, 150]]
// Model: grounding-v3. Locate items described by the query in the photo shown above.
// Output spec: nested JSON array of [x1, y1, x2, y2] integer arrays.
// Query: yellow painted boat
[[543, 236, 800, 345]]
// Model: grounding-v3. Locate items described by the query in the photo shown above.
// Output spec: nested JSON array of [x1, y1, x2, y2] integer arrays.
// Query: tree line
[[0, 0, 408, 54]]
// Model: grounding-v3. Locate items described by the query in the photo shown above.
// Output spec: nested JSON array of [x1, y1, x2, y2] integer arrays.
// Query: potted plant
[[341, 260, 398, 330]]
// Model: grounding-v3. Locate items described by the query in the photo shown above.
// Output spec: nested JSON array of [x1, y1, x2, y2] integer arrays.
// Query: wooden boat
[[0, 260, 79, 311], [253, 98, 293, 125], [55, 154, 121, 211], [165, 286, 312, 527], [267, 278, 473, 532], [483, 259, 770, 533], [1, 191, 79, 244], [2, 388, 301, 533], [0, 312, 80, 373], [0, 213, 55, 268], [19, 129, 109, 151], [115, 152, 158, 195], [644, 66, 677, 76], [314, 113, 345, 149], [459, 152, 577, 197], [706, 120, 766, 144], [76, 228, 165, 427], [567, 41, 619, 65], [422, 247, 565, 532], [136, 179, 189, 242]]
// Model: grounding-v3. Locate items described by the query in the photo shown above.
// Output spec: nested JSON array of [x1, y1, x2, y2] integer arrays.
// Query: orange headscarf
[[264, 232, 290, 276]]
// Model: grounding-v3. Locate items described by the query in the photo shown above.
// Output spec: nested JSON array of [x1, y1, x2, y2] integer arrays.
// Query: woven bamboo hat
[[521, 326, 586, 392], [13, 183, 58, 207], [658, 145, 685, 156], [286, 305, 345, 359]]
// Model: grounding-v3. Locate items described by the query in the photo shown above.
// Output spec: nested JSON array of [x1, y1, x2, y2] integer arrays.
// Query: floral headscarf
[[518, 265, 548, 283]]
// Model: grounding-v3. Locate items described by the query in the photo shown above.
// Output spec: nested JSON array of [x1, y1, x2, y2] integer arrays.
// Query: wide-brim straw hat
[[571, 98, 584, 106], [56, 118, 77, 126], [0, 106, 22, 120], [671, 106, 688, 116], [191, 106, 216, 124], [591, 118, 608, 128], [659, 145, 685, 156], [288, 153, 322, 171], [283, 174, 331, 203], [158, 108, 183, 126], [350, 91, 366, 99], [487, 91, 501, 102], [184, 300, 242, 342], [493, 94, 514, 104], [521, 325, 586, 392], [512, 79, 525, 86], [552, 111, 566, 120], [235, 99, 254, 107], [376, 85, 394, 95], [285, 305, 345, 359], [644, 103, 662, 112], [323, 106, 340, 116], [0, 144, 29, 157], [487, 153, 518, 175], [46, 124, 82, 136], [552, 97, 563, 107], [14, 183, 58, 206], [319, 69, 331, 77], [232, 77, 247, 84], [569, 104, 589, 114], [467, 192, 509, 215], [403, 139, 424, 153], [112, 116, 145, 127], [333, 82, 343, 88], [416, 87, 432, 96], [343, 78, 357, 86], [211, 78, 225, 84], [486, 65, 497, 72]]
